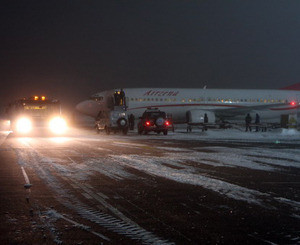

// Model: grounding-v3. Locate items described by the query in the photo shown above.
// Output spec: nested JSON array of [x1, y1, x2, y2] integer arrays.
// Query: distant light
[[145, 121, 151, 126], [41, 96, 46, 100], [34, 96, 39, 100], [165, 121, 170, 126], [290, 101, 296, 106]]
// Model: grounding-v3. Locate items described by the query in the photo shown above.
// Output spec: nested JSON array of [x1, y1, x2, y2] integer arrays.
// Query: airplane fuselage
[[76, 88, 300, 124]]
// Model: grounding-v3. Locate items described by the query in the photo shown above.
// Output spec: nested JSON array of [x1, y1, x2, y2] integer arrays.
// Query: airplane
[[76, 83, 300, 126]]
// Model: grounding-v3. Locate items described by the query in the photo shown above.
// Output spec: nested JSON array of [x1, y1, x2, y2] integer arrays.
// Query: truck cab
[[94, 89, 129, 135], [6, 96, 67, 135]]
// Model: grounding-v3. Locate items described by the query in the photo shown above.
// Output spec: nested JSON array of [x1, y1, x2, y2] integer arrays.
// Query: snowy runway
[[1, 127, 299, 244]]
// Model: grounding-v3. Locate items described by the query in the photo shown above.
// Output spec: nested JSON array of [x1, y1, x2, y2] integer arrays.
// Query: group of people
[[245, 113, 260, 132]]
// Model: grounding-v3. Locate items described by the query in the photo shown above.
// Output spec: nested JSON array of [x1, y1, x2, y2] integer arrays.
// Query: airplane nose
[[75, 100, 89, 114], [76, 100, 100, 117]]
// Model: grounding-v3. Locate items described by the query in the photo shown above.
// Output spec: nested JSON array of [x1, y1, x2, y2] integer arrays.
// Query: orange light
[[41, 96, 46, 100], [34, 96, 39, 100]]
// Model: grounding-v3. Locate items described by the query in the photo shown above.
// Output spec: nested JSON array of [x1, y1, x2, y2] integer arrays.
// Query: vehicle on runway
[[6, 96, 67, 135], [76, 84, 300, 129], [138, 108, 171, 135], [95, 107, 129, 135]]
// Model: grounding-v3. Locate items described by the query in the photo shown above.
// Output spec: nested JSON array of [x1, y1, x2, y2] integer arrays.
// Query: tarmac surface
[[0, 128, 299, 244]]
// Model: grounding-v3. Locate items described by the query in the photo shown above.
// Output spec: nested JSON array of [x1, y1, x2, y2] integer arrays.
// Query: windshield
[[145, 111, 165, 118], [23, 102, 60, 117]]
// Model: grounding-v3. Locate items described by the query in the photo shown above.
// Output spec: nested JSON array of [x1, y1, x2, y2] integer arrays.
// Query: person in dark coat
[[114, 91, 119, 106], [120, 89, 125, 106], [203, 113, 208, 131], [255, 113, 260, 132], [245, 113, 252, 132], [204, 113, 208, 123], [128, 114, 135, 130]]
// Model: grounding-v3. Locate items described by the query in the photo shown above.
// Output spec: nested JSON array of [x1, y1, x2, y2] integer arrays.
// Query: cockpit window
[[90, 96, 103, 102]]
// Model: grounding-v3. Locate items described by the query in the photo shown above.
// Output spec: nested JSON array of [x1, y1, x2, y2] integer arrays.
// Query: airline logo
[[143, 90, 179, 96]]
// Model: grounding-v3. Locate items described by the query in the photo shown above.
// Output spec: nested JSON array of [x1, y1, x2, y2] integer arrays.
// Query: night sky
[[1, 1, 300, 111]]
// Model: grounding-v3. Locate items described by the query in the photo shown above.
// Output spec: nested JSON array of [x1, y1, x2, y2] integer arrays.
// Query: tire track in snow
[[12, 145, 173, 244]]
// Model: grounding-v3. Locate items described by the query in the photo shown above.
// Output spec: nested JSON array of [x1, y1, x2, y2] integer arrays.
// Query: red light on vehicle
[[145, 121, 151, 126], [165, 121, 170, 126], [290, 101, 296, 106]]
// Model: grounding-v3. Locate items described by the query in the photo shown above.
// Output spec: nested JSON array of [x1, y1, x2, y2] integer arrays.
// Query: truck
[[137, 108, 172, 135], [94, 89, 129, 135], [95, 108, 129, 135], [6, 95, 67, 135]]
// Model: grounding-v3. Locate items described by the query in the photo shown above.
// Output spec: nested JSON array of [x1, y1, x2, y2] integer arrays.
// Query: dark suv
[[138, 108, 171, 135]]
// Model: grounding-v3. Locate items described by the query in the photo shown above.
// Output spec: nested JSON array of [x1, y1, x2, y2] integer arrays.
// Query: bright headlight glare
[[49, 117, 67, 134], [16, 118, 32, 133]]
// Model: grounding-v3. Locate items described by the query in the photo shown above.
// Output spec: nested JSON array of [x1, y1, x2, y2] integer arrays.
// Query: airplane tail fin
[[280, 83, 300, 91]]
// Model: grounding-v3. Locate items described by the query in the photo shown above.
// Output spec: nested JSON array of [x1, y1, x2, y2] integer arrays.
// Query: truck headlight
[[16, 118, 32, 133], [49, 117, 67, 134]]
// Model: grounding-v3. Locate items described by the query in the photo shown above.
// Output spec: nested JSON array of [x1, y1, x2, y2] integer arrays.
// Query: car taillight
[[145, 121, 151, 126], [165, 120, 170, 126]]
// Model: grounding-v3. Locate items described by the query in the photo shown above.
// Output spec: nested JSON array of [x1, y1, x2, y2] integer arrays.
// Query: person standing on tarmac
[[128, 114, 135, 130], [203, 113, 208, 131], [255, 113, 260, 132], [245, 113, 252, 132], [204, 113, 208, 123]]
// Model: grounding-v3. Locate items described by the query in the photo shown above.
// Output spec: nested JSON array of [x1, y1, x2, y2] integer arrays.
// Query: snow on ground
[[4, 127, 300, 210], [111, 154, 267, 205], [0, 131, 9, 146], [165, 127, 300, 142], [191, 147, 300, 169]]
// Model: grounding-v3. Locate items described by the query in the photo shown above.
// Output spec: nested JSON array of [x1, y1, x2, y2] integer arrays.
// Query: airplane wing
[[213, 103, 287, 119]]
